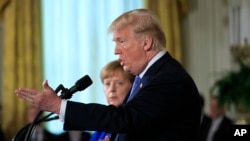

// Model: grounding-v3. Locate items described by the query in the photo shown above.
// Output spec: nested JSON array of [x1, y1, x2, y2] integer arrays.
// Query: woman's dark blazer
[[63, 52, 201, 141]]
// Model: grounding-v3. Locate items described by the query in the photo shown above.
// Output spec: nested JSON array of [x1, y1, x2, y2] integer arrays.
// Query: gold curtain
[[0, 0, 42, 140], [145, 0, 188, 64]]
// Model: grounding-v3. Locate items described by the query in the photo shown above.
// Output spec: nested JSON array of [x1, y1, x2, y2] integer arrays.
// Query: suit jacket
[[210, 116, 232, 141], [198, 114, 212, 141], [63, 52, 201, 141]]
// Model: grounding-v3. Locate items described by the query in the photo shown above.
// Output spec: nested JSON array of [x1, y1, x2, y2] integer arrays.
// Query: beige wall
[[182, 0, 250, 119]]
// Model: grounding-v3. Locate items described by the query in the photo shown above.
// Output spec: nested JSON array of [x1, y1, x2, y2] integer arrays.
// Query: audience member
[[89, 60, 134, 141], [26, 105, 58, 141], [57, 130, 91, 141], [198, 94, 212, 141], [0, 105, 5, 141], [206, 96, 232, 141], [15, 9, 201, 141], [0, 127, 5, 141]]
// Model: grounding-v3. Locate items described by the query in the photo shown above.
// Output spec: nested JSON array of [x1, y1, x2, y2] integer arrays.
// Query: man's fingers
[[43, 80, 52, 91], [15, 88, 39, 103], [16, 88, 38, 95], [16, 91, 33, 103]]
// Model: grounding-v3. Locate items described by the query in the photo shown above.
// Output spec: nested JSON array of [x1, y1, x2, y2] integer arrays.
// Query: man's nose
[[114, 45, 121, 55]]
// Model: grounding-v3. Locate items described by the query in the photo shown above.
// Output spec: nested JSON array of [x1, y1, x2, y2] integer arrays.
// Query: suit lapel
[[123, 52, 172, 104], [129, 53, 172, 99]]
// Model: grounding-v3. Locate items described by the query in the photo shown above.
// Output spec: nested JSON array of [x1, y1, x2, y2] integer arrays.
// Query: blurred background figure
[[206, 96, 232, 141], [0, 105, 5, 141], [198, 94, 211, 141], [57, 130, 90, 141], [89, 60, 134, 141], [26, 105, 58, 141], [0, 128, 5, 141]]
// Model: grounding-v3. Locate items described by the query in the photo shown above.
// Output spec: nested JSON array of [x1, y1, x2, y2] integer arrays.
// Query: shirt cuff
[[59, 99, 67, 122]]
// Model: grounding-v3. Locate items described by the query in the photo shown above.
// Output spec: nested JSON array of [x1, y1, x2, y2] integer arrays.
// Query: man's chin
[[123, 66, 129, 71]]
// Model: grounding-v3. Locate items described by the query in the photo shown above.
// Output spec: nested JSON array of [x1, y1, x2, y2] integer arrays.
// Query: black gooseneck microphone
[[58, 75, 93, 99], [12, 75, 93, 141]]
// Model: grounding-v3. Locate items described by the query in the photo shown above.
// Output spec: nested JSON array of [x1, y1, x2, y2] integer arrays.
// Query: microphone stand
[[12, 84, 73, 141]]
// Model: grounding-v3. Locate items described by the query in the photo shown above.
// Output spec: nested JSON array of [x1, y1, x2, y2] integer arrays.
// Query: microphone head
[[75, 75, 93, 91], [59, 75, 93, 99]]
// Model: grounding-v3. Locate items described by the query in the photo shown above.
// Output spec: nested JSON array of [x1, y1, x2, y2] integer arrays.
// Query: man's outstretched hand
[[15, 80, 62, 114]]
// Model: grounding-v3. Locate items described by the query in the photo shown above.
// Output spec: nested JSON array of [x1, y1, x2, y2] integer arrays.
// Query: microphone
[[13, 75, 93, 141], [59, 75, 93, 99]]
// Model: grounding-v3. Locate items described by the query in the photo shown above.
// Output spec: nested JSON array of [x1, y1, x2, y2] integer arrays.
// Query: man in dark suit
[[198, 94, 212, 141], [206, 96, 232, 141], [15, 9, 201, 141]]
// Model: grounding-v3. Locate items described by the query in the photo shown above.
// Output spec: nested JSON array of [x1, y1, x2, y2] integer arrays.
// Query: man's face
[[210, 98, 224, 119], [112, 26, 147, 75]]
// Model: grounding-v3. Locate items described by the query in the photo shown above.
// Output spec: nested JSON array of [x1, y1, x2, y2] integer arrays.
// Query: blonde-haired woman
[[89, 60, 134, 141]]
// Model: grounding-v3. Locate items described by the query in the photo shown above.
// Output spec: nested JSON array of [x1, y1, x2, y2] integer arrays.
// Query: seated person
[[57, 130, 90, 141]]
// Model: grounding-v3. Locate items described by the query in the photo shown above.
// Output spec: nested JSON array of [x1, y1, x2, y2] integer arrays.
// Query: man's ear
[[143, 36, 153, 51]]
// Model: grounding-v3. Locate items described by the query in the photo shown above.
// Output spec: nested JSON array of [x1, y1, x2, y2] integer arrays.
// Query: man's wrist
[[59, 99, 67, 122]]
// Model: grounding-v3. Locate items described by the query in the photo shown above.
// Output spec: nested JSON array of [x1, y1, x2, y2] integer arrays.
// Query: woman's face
[[103, 69, 132, 107]]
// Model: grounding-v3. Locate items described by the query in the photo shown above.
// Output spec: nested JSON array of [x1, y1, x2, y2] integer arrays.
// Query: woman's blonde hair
[[100, 60, 134, 83]]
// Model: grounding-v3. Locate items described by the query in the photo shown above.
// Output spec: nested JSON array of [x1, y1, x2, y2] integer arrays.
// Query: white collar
[[138, 50, 166, 78]]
